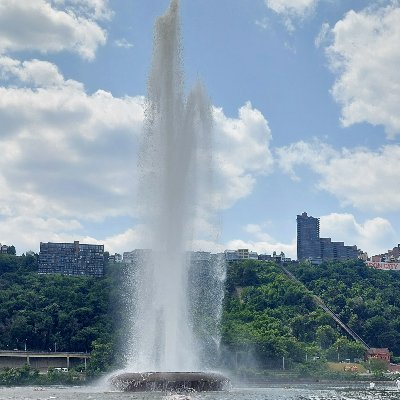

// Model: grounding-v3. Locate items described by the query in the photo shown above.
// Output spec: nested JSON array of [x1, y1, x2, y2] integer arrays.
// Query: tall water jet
[[120, 0, 225, 379]]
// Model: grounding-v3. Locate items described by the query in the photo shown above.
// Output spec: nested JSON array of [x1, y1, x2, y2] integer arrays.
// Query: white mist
[[126, 0, 219, 372]]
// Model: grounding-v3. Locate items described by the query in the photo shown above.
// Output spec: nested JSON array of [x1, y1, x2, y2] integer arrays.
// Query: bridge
[[0, 350, 90, 372]]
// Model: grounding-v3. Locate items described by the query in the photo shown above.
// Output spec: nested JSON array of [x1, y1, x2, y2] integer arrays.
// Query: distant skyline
[[1, 0, 400, 259]]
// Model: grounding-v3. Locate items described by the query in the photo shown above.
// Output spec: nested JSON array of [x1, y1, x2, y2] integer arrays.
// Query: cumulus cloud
[[101, 226, 150, 255], [50, 0, 113, 21], [0, 57, 273, 253], [277, 140, 400, 212], [0, 56, 144, 227], [227, 225, 297, 259], [326, 4, 400, 137], [0, 57, 67, 87], [320, 213, 396, 256], [191, 223, 297, 260], [0, 0, 107, 60], [264, 0, 320, 30], [213, 102, 273, 209], [0, 215, 84, 253]]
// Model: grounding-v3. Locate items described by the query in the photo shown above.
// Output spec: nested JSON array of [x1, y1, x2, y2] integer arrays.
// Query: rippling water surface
[[1, 385, 400, 400]]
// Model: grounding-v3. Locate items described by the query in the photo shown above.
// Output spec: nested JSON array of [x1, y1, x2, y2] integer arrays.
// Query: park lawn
[[327, 362, 367, 373]]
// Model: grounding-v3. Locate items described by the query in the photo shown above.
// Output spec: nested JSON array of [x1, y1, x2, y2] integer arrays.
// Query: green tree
[[87, 339, 114, 376], [6, 245, 16, 255], [367, 358, 388, 377], [316, 325, 338, 349]]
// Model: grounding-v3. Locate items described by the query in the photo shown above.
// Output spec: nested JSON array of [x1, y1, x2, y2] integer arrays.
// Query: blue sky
[[0, 0, 399, 259]]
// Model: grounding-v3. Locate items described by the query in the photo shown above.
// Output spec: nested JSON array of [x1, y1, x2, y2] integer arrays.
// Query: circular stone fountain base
[[110, 371, 230, 392]]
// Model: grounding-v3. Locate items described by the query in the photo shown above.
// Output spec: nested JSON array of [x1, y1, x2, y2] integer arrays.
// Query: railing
[[0, 350, 90, 357]]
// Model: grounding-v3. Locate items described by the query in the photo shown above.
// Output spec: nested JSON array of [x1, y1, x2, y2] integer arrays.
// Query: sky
[[0, 0, 400, 259]]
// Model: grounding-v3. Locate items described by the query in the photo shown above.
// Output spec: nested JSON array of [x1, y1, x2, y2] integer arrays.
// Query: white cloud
[[0, 56, 144, 227], [114, 38, 134, 49], [101, 226, 150, 255], [320, 213, 396, 256], [264, 0, 319, 30], [196, 223, 296, 259], [326, 4, 400, 137], [0, 215, 83, 253], [277, 140, 400, 212], [0, 57, 67, 87], [191, 224, 297, 260], [213, 102, 274, 209], [240, 223, 296, 258], [265, 0, 318, 15], [315, 22, 330, 48], [0, 0, 107, 60], [0, 57, 274, 254], [226, 238, 297, 260], [50, 0, 113, 21]]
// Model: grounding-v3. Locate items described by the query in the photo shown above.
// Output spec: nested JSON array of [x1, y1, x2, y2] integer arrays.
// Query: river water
[[1, 384, 400, 400]]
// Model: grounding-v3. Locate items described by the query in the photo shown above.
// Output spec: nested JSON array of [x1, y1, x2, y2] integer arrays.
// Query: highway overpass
[[0, 350, 90, 372]]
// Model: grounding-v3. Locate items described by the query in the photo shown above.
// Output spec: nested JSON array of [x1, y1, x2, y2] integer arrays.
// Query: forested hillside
[[0, 254, 120, 356], [1, 254, 399, 375], [286, 259, 400, 356], [220, 260, 365, 371]]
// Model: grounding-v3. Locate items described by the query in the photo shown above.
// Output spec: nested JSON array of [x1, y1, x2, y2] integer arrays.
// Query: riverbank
[[0, 365, 86, 386]]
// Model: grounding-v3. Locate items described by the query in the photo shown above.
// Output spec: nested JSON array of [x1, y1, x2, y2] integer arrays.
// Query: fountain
[[111, 0, 228, 392]]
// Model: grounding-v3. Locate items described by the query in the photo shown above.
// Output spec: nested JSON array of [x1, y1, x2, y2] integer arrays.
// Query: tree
[[367, 358, 388, 377], [6, 245, 16, 255], [87, 339, 114, 376], [316, 325, 338, 349]]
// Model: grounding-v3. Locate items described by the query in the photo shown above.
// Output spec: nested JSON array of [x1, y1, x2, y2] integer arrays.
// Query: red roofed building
[[366, 348, 390, 363]]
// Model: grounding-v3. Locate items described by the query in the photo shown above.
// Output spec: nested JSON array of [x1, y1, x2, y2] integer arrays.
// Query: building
[[38, 241, 104, 277], [108, 253, 123, 263], [297, 212, 321, 261], [258, 251, 291, 263], [366, 348, 391, 363], [224, 250, 240, 261], [0, 243, 9, 254], [224, 249, 258, 261], [297, 212, 358, 262], [358, 250, 368, 261], [371, 244, 400, 263], [320, 238, 334, 260], [123, 249, 151, 265]]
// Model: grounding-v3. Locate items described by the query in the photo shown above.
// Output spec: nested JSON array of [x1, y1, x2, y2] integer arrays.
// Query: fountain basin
[[110, 371, 230, 392]]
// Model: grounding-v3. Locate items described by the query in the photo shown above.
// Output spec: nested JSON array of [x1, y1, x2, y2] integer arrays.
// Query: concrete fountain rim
[[110, 371, 230, 392]]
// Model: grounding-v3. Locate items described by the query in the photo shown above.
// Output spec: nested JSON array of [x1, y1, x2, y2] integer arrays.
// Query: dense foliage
[[0, 253, 125, 375], [220, 260, 370, 372], [1, 254, 399, 378], [286, 259, 400, 355], [0, 364, 83, 385]]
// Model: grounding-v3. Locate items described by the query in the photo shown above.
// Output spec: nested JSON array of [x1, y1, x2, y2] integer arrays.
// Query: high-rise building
[[39, 241, 104, 277], [297, 212, 358, 262], [297, 212, 321, 261]]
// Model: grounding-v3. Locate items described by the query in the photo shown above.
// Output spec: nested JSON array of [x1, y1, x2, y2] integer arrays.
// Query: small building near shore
[[366, 348, 391, 363]]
